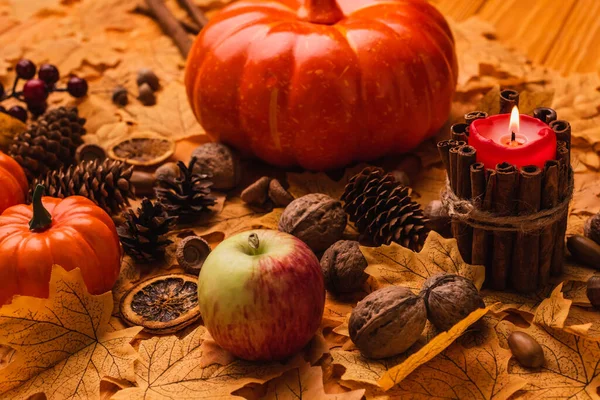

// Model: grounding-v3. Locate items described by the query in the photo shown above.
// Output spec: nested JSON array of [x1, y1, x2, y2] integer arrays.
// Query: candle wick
[[511, 131, 516, 143]]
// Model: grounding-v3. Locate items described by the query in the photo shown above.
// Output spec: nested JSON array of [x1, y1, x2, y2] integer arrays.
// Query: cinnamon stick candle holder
[[437, 91, 573, 293]]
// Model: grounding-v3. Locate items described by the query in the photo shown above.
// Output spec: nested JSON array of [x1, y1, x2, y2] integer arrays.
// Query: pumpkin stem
[[299, 0, 344, 25], [29, 184, 53, 232]]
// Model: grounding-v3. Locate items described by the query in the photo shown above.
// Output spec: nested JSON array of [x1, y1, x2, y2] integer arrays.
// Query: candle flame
[[509, 105, 520, 134]]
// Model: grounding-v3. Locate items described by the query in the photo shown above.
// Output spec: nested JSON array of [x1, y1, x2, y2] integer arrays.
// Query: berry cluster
[[0, 59, 88, 122]]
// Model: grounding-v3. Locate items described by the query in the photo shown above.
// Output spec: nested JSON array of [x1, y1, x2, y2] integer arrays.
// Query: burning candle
[[469, 106, 557, 168]]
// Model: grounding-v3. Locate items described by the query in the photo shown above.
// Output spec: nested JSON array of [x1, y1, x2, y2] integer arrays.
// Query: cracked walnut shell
[[349, 286, 427, 359], [278, 193, 347, 252]]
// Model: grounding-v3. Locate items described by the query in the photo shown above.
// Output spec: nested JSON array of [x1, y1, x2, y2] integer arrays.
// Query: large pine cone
[[30, 159, 135, 215], [342, 167, 429, 251], [155, 157, 216, 220], [9, 106, 86, 181], [117, 198, 177, 263]]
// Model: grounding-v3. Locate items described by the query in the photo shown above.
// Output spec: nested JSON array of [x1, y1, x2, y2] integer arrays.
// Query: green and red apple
[[198, 229, 325, 361]]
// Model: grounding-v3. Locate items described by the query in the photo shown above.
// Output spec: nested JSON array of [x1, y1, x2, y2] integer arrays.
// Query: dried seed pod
[[137, 68, 160, 91], [349, 286, 427, 359], [130, 171, 156, 196], [75, 143, 106, 163], [112, 85, 128, 106], [278, 193, 347, 252], [508, 331, 545, 368], [241, 176, 270, 206], [320, 240, 368, 294], [587, 276, 600, 309], [108, 132, 175, 167], [155, 162, 179, 181], [584, 214, 600, 245], [176, 236, 211, 275], [567, 235, 600, 270], [120, 274, 201, 334], [268, 179, 294, 207], [138, 82, 156, 106], [191, 142, 241, 190], [420, 273, 484, 331]]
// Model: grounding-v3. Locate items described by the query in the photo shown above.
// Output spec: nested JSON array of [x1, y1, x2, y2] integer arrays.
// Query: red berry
[[38, 64, 60, 85], [16, 59, 36, 80], [8, 105, 27, 122], [23, 79, 49, 103], [27, 100, 47, 116], [67, 76, 88, 98]]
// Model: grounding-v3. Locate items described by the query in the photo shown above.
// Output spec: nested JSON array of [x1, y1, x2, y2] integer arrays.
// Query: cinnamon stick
[[145, 0, 192, 57], [551, 120, 572, 149], [449, 145, 463, 193], [491, 162, 518, 290], [511, 165, 543, 293], [539, 160, 559, 285], [533, 107, 557, 124], [457, 146, 477, 199], [499, 89, 520, 114], [176, 0, 208, 29], [465, 111, 488, 125], [470, 162, 489, 266], [551, 140, 570, 276], [437, 140, 452, 177], [451, 123, 469, 143], [481, 169, 496, 283]]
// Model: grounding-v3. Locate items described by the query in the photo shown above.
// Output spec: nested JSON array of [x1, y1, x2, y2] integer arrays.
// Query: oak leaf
[[0, 265, 142, 400], [112, 325, 305, 399], [361, 231, 485, 292], [533, 283, 572, 329]]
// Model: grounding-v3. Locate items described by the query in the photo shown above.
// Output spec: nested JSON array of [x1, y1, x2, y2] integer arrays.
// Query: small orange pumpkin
[[0, 185, 121, 305], [0, 150, 27, 214]]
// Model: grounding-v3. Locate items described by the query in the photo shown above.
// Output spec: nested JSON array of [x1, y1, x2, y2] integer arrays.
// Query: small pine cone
[[117, 198, 177, 263], [342, 166, 429, 251], [154, 157, 216, 221], [9, 106, 86, 181], [30, 159, 135, 215]]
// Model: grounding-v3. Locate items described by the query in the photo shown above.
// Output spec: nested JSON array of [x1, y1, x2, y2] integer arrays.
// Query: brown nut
[[268, 179, 294, 207], [138, 83, 156, 106], [349, 286, 427, 359], [278, 193, 346, 252], [137, 68, 160, 91], [584, 214, 600, 245], [320, 240, 368, 294], [420, 273, 485, 332], [587, 276, 600, 309], [191, 143, 241, 190], [241, 177, 270, 206], [112, 85, 128, 107], [155, 162, 180, 182], [130, 171, 156, 197], [176, 236, 211, 276], [507, 331, 545, 368], [75, 143, 106, 163], [567, 235, 600, 270]]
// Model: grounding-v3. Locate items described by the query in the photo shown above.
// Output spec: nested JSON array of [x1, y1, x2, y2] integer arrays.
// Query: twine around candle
[[441, 173, 573, 233]]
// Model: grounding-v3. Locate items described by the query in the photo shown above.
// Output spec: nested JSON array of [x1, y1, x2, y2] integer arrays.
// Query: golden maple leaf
[[112, 325, 307, 399], [361, 231, 486, 292], [0, 265, 142, 400]]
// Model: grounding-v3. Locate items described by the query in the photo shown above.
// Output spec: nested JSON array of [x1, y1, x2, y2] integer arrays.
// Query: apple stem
[[248, 233, 260, 254]]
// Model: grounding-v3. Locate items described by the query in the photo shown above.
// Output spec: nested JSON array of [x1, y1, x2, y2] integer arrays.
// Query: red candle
[[469, 106, 556, 168]]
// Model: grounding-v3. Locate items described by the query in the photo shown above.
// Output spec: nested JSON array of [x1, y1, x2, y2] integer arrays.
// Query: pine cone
[[117, 199, 177, 263], [30, 159, 135, 215], [341, 167, 429, 251], [9, 106, 86, 181], [155, 157, 216, 220]]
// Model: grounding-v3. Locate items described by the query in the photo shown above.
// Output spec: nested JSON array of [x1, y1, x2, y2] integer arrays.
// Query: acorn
[[130, 171, 156, 197], [587, 276, 600, 309], [508, 331, 545, 368], [176, 236, 211, 276], [75, 143, 106, 163], [137, 68, 160, 91], [567, 235, 600, 270], [112, 86, 128, 107], [138, 83, 156, 106], [584, 213, 600, 245], [241, 177, 270, 206], [268, 179, 294, 207]]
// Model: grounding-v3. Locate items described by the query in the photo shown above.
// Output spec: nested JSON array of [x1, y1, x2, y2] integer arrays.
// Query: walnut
[[191, 143, 241, 190], [349, 286, 427, 359], [278, 193, 346, 252], [420, 273, 485, 332], [321, 240, 368, 294], [584, 213, 600, 245]]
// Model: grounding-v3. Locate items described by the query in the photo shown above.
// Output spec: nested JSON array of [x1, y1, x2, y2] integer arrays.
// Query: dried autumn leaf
[[286, 164, 368, 200], [533, 283, 573, 329], [112, 325, 305, 399], [361, 231, 485, 292], [0, 265, 142, 400]]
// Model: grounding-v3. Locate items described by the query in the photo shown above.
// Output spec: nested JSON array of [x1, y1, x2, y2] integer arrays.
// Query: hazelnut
[[137, 68, 160, 91], [138, 83, 156, 106], [584, 213, 600, 245], [587, 276, 600, 309], [349, 286, 427, 359], [278, 193, 346, 252], [191, 143, 241, 190], [112, 86, 128, 107], [507, 331, 544, 368], [268, 179, 294, 207], [420, 273, 484, 332], [567, 235, 600, 269], [320, 240, 368, 294], [241, 177, 270, 206], [155, 162, 179, 181]]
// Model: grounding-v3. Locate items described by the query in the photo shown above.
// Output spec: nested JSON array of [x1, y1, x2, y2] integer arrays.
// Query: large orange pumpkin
[[185, 0, 457, 170], [0, 185, 121, 305], [0, 150, 27, 214]]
